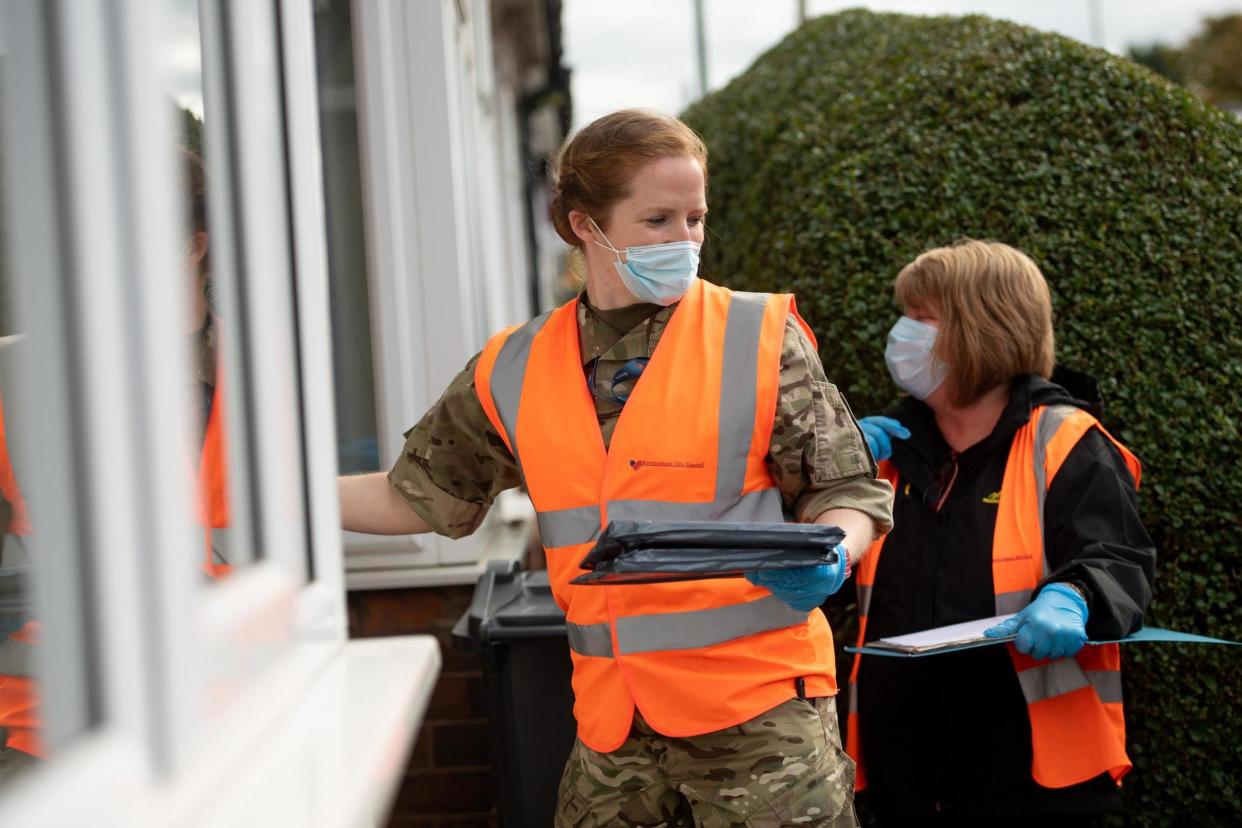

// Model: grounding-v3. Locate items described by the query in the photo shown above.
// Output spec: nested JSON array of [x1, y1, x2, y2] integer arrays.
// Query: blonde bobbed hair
[[894, 239, 1055, 407]]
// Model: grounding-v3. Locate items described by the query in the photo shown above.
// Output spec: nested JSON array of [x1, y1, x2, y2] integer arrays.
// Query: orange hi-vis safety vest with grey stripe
[[0, 391, 30, 537], [0, 383, 229, 761], [199, 378, 232, 579], [1, 391, 39, 756], [475, 279, 838, 752], [846, 404, 1140, 791]]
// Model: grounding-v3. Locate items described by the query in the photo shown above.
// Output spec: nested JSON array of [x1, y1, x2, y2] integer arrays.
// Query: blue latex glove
[[858, 416, 911, 462], [745, 545, 849, 612], [984, 583, 1089, 660]]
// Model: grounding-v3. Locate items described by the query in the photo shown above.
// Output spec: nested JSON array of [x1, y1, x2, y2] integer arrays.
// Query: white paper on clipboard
[[865, 614, 1017, 654]]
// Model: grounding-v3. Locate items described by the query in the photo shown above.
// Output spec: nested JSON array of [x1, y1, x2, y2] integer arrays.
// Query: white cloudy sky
[[564, 0, 1242, 128]]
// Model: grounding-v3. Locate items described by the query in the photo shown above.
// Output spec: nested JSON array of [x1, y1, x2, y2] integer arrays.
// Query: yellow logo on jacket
[[982, 491, 1001, 505]]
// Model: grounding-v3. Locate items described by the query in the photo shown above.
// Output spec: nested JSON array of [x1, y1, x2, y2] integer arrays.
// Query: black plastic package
[[570, 520, 844, 586], [0, 565, 31, 639]]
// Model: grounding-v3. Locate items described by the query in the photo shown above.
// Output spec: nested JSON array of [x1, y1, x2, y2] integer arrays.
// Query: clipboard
[[846, 613, 1241, 658]]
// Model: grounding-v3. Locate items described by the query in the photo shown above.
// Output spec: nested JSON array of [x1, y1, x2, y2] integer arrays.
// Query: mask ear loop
[[587, 216, 625, 262]]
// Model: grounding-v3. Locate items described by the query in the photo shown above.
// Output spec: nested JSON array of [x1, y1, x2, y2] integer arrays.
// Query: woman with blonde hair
[[849, 240, 1155, 824], [340, 109, 893, 826]]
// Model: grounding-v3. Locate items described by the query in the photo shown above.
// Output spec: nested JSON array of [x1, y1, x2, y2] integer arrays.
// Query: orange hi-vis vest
[[846, 404, 1140, 791], [199, 377, 231, 579], [0, 622, 40, 757], [475, 279, 837, 752], [0, 391, 31, 536], [0, 382, 230, 761], [1, 391, 39, 755]]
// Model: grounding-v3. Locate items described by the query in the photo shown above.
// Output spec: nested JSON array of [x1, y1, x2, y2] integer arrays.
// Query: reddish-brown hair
[[181, 146, 208, 273], [549, 109, 708, 247], [894, 239, 1055, 406]]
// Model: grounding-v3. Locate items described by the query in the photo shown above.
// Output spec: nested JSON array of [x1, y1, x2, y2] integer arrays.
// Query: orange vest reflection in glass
[[199, 379, 231, 579], [475, 279, 840, 753], [1, 392, 39, 756], [0, 392, 30, 536], [847, 404, 1139, 791], [0, 379, 231, 761]]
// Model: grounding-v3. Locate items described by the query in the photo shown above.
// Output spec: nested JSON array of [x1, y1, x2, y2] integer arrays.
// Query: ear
[[567, 209, 601, 248], [186, 230, 209, 268]]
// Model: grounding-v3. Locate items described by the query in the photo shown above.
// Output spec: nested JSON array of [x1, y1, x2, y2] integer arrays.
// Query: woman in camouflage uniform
[[340, 110, 892, 827]]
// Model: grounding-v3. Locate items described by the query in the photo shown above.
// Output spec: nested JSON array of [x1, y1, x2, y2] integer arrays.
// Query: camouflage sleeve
[[768, 316, 894, 534], [387, 352, 523, 539]]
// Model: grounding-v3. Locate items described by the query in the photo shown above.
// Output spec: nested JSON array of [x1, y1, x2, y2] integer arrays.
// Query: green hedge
[[684, 10, 1242, 826]]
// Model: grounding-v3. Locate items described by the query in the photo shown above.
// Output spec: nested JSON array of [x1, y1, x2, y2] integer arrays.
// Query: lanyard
[[587, 356, 649, 405]]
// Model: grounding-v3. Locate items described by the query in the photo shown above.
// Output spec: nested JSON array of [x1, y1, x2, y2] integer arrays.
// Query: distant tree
[[180, 105, 204, 158], [1127, 14, 1242, 110], [1177, 14, 1242, 108], [1126, 42, 1184, 85]]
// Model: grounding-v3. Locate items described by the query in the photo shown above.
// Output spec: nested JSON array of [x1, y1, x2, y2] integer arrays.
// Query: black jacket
[[855, 375, 1156, 821]]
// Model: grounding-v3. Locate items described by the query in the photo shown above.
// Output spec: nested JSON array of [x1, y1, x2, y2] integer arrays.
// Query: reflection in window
[[167, 0, 252, 579], [314, 0, 380, 475], [0, 348, 38, 787], [0, 41, 43, 788]]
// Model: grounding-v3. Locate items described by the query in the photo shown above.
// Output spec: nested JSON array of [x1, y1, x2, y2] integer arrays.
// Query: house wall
[[350, 586, 498, 827]]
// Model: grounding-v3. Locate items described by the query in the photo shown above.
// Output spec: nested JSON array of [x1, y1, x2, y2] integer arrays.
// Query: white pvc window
[[0, 0, 347, 820], [338, 0, 535, 588]]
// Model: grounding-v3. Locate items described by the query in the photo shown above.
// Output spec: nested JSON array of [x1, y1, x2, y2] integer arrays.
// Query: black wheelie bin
[[453, 559, 575, 828]]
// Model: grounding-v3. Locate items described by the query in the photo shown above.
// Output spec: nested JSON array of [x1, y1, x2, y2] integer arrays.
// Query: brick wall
[[348, 585, 498, 828]]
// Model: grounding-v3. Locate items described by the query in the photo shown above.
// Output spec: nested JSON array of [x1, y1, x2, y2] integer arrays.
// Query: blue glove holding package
[[984, 583, 1089, 660], [858, 416, 910, 462], [746, 545, 849, 612]]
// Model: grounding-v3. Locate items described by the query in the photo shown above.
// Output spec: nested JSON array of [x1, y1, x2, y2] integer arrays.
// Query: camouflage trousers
[[554, 697, 858, 827]]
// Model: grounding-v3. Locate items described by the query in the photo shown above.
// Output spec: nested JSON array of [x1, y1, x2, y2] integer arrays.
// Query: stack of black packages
[[572, 520, 844, 585]]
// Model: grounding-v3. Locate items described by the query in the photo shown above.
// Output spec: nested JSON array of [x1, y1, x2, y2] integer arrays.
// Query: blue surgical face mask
[[885, 316, 948, 400], [589, 218, 700, 306]]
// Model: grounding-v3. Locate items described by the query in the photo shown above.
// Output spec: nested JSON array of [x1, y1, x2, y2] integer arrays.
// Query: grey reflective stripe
[[488, 312, 553, 471], [210, 527, 233, 566], [1017, 657, 1090, 703], [615, 594, 807, 655], [848, 681, 858, 714], [566, 621, 614, 658], [857, 584, 873, 618], [607, 292, 777, 523], [607, 487, 784, 525], [1032, 405, 1075, 580], [1087, 670, 1124, 704], [537, 505, 602, 548], [715, 292, 768, 501], [0, 636, 35, 678], [996, 588, 1033, 616]]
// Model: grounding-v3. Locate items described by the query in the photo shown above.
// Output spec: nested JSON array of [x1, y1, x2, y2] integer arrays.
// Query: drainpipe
[[518, 0, 571, 316]]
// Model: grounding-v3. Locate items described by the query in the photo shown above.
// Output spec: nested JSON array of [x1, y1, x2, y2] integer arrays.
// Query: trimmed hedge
[[684, 10, 1242, 826]]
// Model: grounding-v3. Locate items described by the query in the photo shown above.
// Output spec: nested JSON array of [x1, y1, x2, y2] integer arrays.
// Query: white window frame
[[344, 0, 534, 590], [0, 1, 436, 823]]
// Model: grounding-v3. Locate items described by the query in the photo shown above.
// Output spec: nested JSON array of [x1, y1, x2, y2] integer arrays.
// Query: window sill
[[0, 636, 440, 826], [186, 635, 440, 826]]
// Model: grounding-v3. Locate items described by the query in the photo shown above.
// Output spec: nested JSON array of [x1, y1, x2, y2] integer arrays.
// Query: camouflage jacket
[[389, 292, 894, 539]]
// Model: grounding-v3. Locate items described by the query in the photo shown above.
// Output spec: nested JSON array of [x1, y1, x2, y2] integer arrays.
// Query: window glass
[[0, 24, 92, 787], [0, 199, 46, 787], [167, 0, 256, 579], [313, 0, 380, 475]]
